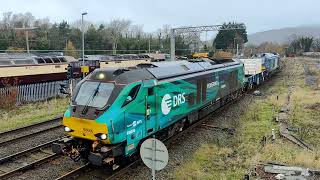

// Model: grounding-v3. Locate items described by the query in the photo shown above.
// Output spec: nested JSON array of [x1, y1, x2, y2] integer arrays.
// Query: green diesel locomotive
[[53, 59, 246, 167]]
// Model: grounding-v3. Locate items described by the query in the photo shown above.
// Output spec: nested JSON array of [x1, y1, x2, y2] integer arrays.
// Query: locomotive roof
[[145, 59, 241, 80], [89, 59, 241, 85], [88, 68, 155, 85]]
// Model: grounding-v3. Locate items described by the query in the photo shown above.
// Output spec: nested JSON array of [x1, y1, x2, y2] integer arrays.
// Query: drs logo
[[161, 93, 186, 115]]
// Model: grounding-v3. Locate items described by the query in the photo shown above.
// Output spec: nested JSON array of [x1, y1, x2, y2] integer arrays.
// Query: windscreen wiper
[[81, 83, 101, 115]]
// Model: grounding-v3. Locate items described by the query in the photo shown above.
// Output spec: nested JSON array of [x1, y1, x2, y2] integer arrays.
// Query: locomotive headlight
[[64, 126, 71, 132], [98, 73, 105, 79], [100, 134, 107, 140]]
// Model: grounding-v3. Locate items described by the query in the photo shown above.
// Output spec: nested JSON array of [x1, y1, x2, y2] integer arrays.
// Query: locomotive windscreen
[[74, 81, 114, 108]]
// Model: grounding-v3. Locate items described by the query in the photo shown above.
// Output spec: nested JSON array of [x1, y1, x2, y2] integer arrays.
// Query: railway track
[[0, 139, 61, 179], [0, 117, 62, 146], [0, 117, 65, 179]]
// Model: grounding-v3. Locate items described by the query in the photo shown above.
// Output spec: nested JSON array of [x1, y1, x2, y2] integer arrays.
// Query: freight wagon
[[240, 53, 280, 89]]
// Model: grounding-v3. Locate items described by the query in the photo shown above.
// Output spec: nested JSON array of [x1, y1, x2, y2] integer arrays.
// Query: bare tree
[[105, 19, 131, 54], [10, 12, 35, 28], [129, 24, 144, 38], [24, 12, 35, 27], [70, 19, 92, 32], [155, 25, 171, 41], [1, 12, 13, 28], [33, 17, 51, 29]]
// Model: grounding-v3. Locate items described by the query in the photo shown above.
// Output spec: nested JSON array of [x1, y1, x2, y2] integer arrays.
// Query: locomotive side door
[[145, 86, 157, 136]]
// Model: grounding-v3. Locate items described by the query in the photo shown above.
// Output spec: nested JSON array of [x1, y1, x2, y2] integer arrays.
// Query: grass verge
[[174, 58, 320, 179], [0, 98, 69, 132]]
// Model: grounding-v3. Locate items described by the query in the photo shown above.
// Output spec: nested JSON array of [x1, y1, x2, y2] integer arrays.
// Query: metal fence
[[0, 80, 69, 104]]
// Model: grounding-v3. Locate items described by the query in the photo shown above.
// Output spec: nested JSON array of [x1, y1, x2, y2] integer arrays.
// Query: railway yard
[[0, 57, 319, 179], [1, 0, 320, 179]]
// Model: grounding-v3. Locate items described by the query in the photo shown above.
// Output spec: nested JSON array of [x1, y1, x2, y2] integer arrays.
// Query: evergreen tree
[[213, 22, 247, 50], [64, 40, 78, 58]]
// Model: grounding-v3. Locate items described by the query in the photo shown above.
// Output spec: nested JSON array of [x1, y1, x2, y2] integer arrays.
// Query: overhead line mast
[[170, 23, 246, 60], [13, 27, 38, 53]]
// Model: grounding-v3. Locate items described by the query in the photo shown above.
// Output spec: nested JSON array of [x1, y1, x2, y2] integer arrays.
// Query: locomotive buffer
[[140, 138, 169, 180]]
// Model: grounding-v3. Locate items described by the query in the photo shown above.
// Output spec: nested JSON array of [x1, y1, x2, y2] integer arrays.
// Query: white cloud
[[0, 0, 318, 33]]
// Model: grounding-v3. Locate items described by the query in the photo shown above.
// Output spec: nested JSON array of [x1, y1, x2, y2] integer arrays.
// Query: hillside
[[248, 26, 320, 45]]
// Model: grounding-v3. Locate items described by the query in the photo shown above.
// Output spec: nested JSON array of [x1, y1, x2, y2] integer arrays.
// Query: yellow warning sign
[[81, 66, 89, 73]]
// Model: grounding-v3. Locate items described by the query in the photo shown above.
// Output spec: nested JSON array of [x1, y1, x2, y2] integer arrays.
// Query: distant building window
[[36, 58, 45, 64], [52, 57, 61, 63], [13, 59, 35, 65], [0, 60, 12, 65], [44, 58, 53, 63], [58, 57, 67, 62]]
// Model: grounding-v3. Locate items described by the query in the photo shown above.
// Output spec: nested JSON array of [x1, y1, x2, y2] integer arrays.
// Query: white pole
[[170, 29, 175, 61], [23, 23, 30, 53], [152, 139, 156, 180], [26, 30, 29, 53], [81, 12, 87, 78], [236, 44, 239, 56]]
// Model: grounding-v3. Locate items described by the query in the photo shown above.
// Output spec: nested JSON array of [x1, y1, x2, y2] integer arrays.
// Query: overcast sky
[[0, 0, 318, 34]]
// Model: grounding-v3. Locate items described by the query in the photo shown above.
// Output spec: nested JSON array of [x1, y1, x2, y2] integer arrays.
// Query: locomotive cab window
[[122, 85, 141, 107], [74, 82, 115, 108], [148, 87, 154, 96], [188, 93, 195, 106]]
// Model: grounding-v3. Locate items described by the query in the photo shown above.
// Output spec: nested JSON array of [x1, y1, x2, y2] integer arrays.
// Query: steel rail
[[0, 116, 62, 137], [0, 125, 62, 146], [0, 154, 60, 179], [54, 163, 90, 180], [0, 139, 59, 164]]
